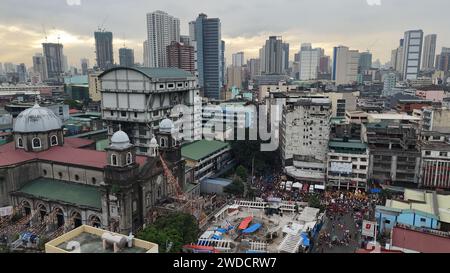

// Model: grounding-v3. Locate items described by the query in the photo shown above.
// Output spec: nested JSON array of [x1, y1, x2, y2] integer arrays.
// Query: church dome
[[110, 130, 131, 149], [150, 136, 158, 146], [159, 118, 174, 133], [13, 104, 62, 133]]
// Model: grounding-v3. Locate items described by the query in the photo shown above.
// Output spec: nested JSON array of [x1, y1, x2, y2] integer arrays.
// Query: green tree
[[308, 194, 324, 212], [137, 212, 199, 253], [64, 99, 83, 110], [235, 165, 248, 181], [224, 177, 245, 196]]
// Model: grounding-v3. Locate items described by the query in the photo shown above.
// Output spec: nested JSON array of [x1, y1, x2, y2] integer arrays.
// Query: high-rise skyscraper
[[259, 36, 283, 74], [332, 46, 360, 85], [80, 58, 89, 75], [319, 56, 331, 74], [221, 40, 225, 87], [32, 53, 47, 81], [143, 40, 149, 67], [402, 30, 423, 80], [119, 48, 135, 67], [166, 41, 195, 73], [180, 35, 191, 46], [0, 63, 3, 75], [16, 63, 27, 83], [247, 58, 260, 79], [422, 34, 437, 70], [146, 10, 180, 68], [282, 43, 289, 72], [191, 13, 223, 99], [62, 55, 69, 73], [232, 52, 245, 67], [358, 51, 372, 71], [42, 43, 64, 81], [436, 47, 450, 72], [298, 43, 324, 80], [94, 30, 114, 70]]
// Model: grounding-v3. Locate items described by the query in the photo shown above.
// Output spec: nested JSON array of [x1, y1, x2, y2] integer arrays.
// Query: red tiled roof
[[0, 141, 147, 169], [64, 137, 95, 148], [391, 226, 450, 253]]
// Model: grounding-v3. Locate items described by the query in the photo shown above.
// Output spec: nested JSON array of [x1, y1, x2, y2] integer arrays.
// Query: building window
[[51, 135, 58, 146], [439, 152, 448, 157], [58, 172, 63, 178], [126, 152, 133, 165], [425, 151, 431, 156], [17, 137, 23, 148], [32, 138, 41, 149], [92, 177, 97, 185], [360, 165, 367, 170], [43, 169, 47, 176], [111, 154, 118, 166], [110, 111, 114, 116], [153, 110, 159, 117], [177, 83, 183, 87], [121, 111, 127, 117], [74, 174, 80, 181], [384, 220, 391, 224], [168, 83, 174, 88], [159, 84, 164, 89], [134, 112, 138, 118], [160, 138, 166, 147], [420, 218, 426, 222]]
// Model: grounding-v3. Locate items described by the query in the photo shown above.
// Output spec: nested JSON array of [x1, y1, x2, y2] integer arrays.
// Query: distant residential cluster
[[1, 7, 450, 254]]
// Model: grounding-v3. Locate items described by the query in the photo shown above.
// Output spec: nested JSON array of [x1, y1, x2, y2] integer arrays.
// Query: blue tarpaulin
[[300, 233, 310, 247], [215, 228, 227, 233], [370, 188, 382, 194], [211, 234, 222, 240], [242, 223, 262, 234]]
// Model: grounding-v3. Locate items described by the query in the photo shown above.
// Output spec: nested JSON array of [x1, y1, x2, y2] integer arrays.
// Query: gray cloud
[[1, 0, 449, 67]]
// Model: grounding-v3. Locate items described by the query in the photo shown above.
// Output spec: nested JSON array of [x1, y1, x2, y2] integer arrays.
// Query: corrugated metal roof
[[16, 178, 102, 209], [181, 140, 230, 161]]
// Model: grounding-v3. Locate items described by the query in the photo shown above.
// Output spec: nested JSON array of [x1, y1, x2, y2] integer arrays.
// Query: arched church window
[[32, 137, 41, 149], [126, 152, 133, 165], [111, 154, 118, 166], [160, 138, 165, 147], [51, 135, 58, 146], [17, 137, 23, 148]]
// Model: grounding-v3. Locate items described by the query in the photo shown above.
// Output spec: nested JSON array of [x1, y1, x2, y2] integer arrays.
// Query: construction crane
[[97, 15, 109, 32], [158, 154, 206, 222]]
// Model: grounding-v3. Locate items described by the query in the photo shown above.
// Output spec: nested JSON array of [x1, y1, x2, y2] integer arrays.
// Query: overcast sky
[[1, 0, 449, 68]]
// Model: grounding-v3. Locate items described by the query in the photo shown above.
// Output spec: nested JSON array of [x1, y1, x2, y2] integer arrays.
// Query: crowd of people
[[315, 190, 383, 252]]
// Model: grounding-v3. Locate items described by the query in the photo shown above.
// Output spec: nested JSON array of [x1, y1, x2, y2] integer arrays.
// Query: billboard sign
[[0, 206, 13, 217], [330, 162, 353, 174], [362, 220, 376, 237]]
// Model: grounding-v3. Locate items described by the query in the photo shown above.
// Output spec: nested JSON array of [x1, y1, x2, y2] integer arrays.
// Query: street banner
[[0, 206, 13, 217], [362, 220, 376, 237]]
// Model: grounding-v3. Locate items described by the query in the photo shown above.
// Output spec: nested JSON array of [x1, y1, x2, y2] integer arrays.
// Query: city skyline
[[1, 0, 450, 68]]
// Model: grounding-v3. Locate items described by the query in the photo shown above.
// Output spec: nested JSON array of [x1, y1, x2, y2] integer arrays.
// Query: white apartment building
[[280, 98, 331, 163], [280, 97, 332, 187], [327, 139, 369, 191], [99, 67, 201, 154], [146, 10, 180, 68], [332, 46, 360, 85], [298, 43, 324, 81]]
